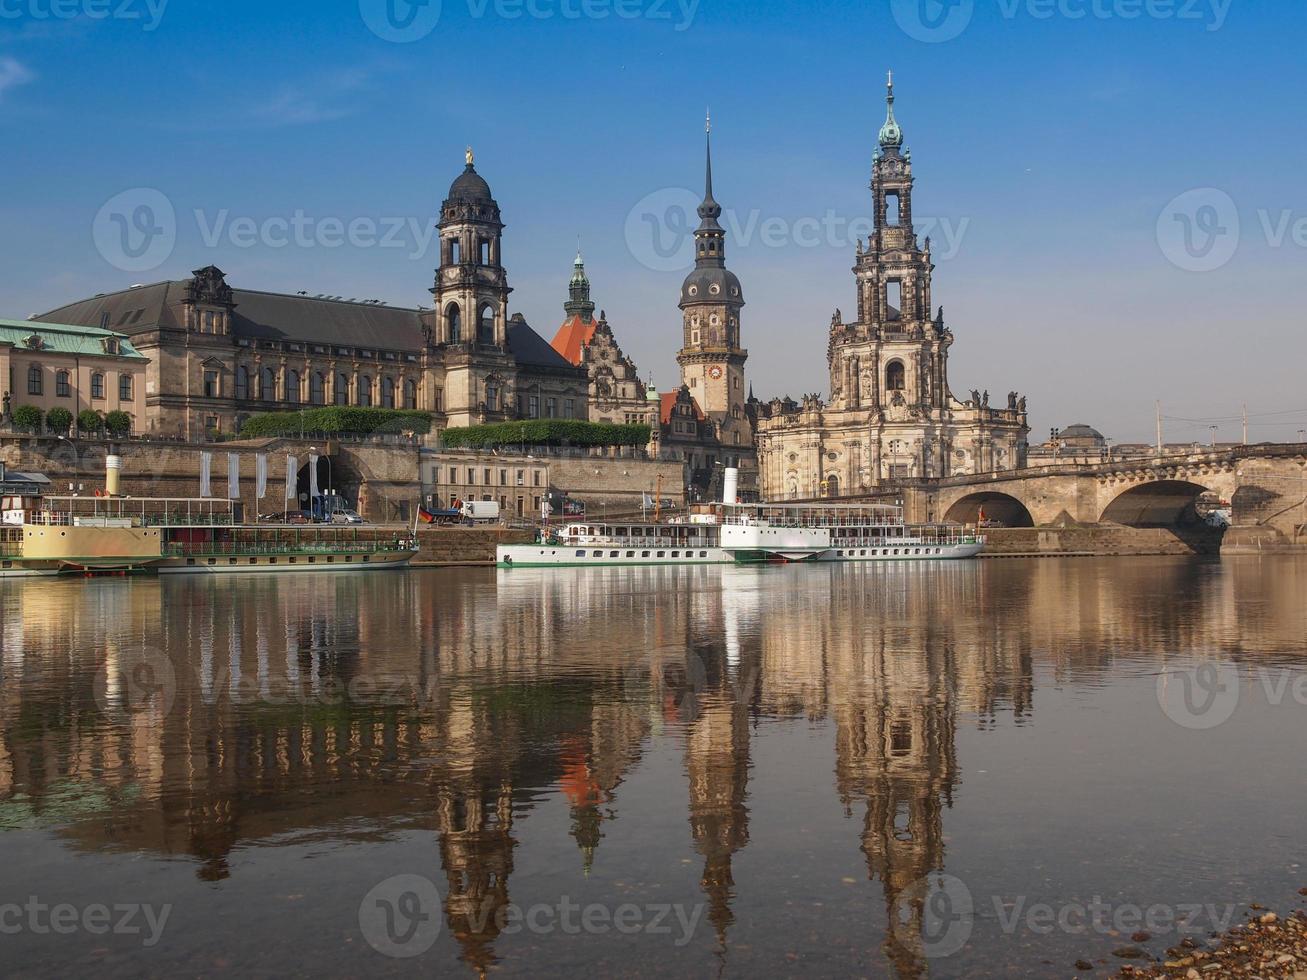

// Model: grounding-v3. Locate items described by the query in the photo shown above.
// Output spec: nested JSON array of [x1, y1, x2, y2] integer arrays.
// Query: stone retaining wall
[[414, 526, 533, 565], [982, 526, 1225, 558]]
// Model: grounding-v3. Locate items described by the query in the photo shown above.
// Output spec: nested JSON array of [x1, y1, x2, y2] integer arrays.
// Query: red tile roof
[[549, 314, 596, 367], [660, 390, 706, 426]]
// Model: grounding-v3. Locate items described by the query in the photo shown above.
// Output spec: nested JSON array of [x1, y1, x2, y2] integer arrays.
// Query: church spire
[[694, 112, 725, 266], [564, 248, 595, 322], [878, 70, 904, 149]]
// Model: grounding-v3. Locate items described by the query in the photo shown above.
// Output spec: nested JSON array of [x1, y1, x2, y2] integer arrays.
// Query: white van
[[461, 500, 501, 523]]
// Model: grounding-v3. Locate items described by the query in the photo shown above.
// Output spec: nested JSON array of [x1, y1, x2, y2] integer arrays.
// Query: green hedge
[[441, 420, 651, 449], [239, 408, 433, 438]]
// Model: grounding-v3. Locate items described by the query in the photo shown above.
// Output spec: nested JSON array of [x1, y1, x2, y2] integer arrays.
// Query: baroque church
[[755, 77, 1029, 500], [34, 149, 588, 440]]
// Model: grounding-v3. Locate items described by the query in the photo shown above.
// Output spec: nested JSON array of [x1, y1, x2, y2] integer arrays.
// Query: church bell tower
[[677, 115, 752, 449]]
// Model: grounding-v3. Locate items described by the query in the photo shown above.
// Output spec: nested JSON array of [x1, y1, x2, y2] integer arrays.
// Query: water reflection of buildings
[[2, 558, 1306, 975]]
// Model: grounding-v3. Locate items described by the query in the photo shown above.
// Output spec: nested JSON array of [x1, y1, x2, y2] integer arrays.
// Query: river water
[[1, 557, 1305, 977]]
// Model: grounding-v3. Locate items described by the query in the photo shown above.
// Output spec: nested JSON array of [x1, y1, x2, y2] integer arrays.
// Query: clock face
[[708, 366, 724, 381]]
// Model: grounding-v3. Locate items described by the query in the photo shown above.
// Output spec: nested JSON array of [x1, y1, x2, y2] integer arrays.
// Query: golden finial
[[466, 145, 474, 166]]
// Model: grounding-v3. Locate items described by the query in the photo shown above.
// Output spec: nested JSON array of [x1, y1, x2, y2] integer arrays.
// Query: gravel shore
[[1107, 902, 1307, 979]]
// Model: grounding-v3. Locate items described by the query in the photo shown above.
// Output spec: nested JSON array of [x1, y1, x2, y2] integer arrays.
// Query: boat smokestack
[[106, 454, 122, 496], [722, 467, 739, 506]]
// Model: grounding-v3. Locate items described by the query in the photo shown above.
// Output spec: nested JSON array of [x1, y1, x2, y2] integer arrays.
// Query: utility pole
[[1155, 401, 1164, 458], [1242, 404, 1248, 446]]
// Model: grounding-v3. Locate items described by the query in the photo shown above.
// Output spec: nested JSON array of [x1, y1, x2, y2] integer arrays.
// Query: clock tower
[[677, 114, 752, 450]]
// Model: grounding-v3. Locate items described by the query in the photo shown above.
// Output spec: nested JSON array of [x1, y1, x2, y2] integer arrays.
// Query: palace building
[[755, 77, 1029, 500], [548, 251, 653, 428], [31, 150, 588, 440]]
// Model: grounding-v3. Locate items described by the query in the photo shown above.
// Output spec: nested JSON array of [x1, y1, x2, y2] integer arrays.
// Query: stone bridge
[[900, 445, 1307, 550]]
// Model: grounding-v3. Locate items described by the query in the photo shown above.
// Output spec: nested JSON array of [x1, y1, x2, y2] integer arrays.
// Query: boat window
[[592, 550, 603, 557], [626, 551, 634, 558], [642, 551, 650, 558], [671, 551, 679, 558], [609, 551, 619, 558], [575, 550, 585, 558], [700, 551, 708, 558], [657, 551, 665, 558]]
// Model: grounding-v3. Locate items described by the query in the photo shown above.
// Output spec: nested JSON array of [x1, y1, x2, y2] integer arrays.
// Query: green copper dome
[[878, 71, 903, 149], [570, 249, 588, 287]]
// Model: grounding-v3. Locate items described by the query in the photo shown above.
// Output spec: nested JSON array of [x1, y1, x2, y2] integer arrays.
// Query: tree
[[77, 409, 104, 436], [12, 405, 43, 433], [103, 410, 132, 438], [46, 406, 74, 435]]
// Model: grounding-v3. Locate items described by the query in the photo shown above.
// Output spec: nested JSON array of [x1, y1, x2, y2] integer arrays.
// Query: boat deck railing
[[164, 539, 417, 558]]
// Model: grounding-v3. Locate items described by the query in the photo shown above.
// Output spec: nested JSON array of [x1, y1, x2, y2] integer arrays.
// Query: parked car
[[260, 510, 312, 525], [331, 510, 365, 525]]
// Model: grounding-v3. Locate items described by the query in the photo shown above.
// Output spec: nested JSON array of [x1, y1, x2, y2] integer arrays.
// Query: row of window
[[438, 466, 544, 488], [218, 367, 418, 408], [27, 366, 132, 401]]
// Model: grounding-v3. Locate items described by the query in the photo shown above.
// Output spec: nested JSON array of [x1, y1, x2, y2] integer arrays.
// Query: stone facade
[[422, 449, 550, 518], [755, 78, 1029, 501], [31, 151, 588, 441]]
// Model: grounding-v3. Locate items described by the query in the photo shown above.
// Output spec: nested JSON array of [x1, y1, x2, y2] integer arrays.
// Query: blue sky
[[2, 0, 1304, 443]]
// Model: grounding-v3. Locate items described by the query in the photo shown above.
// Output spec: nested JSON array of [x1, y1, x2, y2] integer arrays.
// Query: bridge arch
[[1099, 479, 1213, 527], [943, 491, 1035, 528]]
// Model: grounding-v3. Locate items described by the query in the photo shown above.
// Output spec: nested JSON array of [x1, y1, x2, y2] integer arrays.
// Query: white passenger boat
[[497, 499, 984, 569]]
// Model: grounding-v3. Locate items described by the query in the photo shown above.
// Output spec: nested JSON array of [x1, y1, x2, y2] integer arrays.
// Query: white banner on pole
[[255, 453, 268, 500], [308, 453, 320, 500], [285, 455, 297, 502], [227, 454, 240, 500], [199, 451, 212, 498]]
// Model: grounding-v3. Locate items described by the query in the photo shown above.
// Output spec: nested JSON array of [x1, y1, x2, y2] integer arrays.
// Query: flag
[[308, 453, 320, 500], [977, 506, 987, 523], [418, 507, 438, 525], [255, 453, 268, 500], [227, 454, 240, 500], [199, 451, 212, 498], [285, 455, 297, 502]]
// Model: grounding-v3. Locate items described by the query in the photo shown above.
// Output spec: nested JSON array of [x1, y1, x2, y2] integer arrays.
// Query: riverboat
[[497, 499, 984, 568], [0, 496, 418, 577]]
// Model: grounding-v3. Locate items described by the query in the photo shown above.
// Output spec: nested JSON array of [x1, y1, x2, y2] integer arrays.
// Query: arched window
[[55, 370, 71, 398], [335, 373, 350, 405], [382, 376, 395, 409], [91, 372, 105, 400], [310, 372, 326, 405], [261, 367, 277, 401], [359, 375, 373, 407], [235, 366, 250, 400], [285, 369, 300, 404], [886, 361, 906, 392], [477, 304, 495, 345], [403, 379, 417, 410], [446, 303, 462, 345], [27, 365, 42, 396]]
